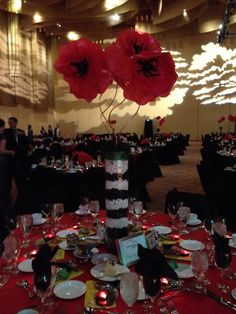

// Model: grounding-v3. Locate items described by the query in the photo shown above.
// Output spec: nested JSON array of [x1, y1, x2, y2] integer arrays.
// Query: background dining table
[[0, 211, 236, 314]]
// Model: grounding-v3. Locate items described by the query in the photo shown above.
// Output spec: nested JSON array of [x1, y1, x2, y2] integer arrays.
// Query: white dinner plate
[[32, 218, 47, 226], [56, 229, 78, 238], [16, 309, 38, 314], [58, 240, 77, 251], [231, 288, 236, 300], [152, 225, 172, 235], [175, 263, 194, 279], [90, 263, 130, 282], [229, 239, 236, 249], [17, 259, 33, 273], [179, 240, 205, 251], [187, 219, 202, 226], [53, 280, 87, 299], [91, 253, 118, 265]]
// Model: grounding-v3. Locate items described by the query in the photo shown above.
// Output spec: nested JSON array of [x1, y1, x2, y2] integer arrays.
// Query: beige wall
[[1, 31, 236, 138]]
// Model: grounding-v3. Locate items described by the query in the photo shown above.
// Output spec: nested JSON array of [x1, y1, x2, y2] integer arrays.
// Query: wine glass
[[178, 206, 190, 235], [204, 219, 213, 241], [3, 234, 21, 275], [132, 201, 143, 226], [215, 248, 232, 292], [89, 200, 100, 221], [40, 203, 52, 223], [51, 203, 64, 231], [142, 276, 161, 313], [191, 250, 209, 291], [19, 215, 32, 248], [5, 216, 17, 234], [120, 272, 139, 314], [167, 204, 179, 229]]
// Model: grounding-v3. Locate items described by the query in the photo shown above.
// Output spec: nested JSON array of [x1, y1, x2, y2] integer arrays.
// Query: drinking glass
[[5, 216, 17, 234], [19, 215, 32, 248], [51, 203, 64, 231], [40, 203, 52, 223], [3, 234, 21, 275], [178, 207, 190, 234], [167, 204, 179, 229], [142, 276, 161, 314], [120, 272, 139, 314], [132, 201, 143, 226], [215, 248, 231, 292], [191, 250, 209, 291], [204, 219, 213, 241]]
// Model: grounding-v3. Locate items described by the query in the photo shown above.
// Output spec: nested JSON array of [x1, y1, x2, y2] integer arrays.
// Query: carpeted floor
[[147, 141, 203, 212]]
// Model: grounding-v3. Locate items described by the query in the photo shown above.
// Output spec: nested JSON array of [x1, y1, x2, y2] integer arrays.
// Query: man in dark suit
[[4, 117, 29, 213]]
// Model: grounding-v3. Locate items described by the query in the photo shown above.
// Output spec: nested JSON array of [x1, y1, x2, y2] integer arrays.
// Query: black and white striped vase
[[105, 151, 129, 253]]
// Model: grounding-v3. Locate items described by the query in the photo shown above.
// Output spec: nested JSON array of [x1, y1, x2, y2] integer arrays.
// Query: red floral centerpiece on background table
[[54, 28, 178, 251]]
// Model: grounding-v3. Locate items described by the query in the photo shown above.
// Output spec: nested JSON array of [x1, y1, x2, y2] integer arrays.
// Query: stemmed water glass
[[132, 201, 143, 226], [178, 206, 190, 234], [40, 203, 52, 224], [3, 234, 21, 275], [51, 203, 64, 231], [120, 272, 139, 314], [191, 250, 209, 291], [142, 276, 161, 314], [19, 215, 32, 248], [204, 219, 213, 241], [167, 204, 179, 229], [89, 200, 100, 222]]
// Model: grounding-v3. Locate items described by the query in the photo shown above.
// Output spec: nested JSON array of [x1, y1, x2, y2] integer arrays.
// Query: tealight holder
[[95, 288, 116, 307]]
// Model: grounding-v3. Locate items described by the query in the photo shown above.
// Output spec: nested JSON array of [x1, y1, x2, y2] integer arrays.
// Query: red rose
[[54, 38, 112, 102]]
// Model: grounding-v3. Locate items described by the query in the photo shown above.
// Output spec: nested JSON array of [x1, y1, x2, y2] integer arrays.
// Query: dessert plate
[[187, 219, 202, 226], [179, 240, 205, 251], [56, 229, 78, 238], [53, 280, 86, 299], [18, 259, 33, 273], [32, 218, 47, 226], [90, 263, 129, 282], [152, 225, 172, 235]]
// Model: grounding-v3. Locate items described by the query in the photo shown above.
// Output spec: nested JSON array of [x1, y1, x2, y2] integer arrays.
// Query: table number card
[[116, 232, 148, 266]]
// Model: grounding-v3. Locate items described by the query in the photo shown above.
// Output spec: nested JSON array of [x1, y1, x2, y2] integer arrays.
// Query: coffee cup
[[32, 213, 42, 225], [232, 233, 236, 246], [188, 213, 198, 224]]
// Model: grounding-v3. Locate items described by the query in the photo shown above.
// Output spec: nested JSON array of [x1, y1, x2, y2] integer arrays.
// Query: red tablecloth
[[0, 212, 236, 314]]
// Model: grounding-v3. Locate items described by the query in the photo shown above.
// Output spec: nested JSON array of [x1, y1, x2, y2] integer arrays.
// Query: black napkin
[[32, 244, 58, 275], [135, 244, 178, 280], [212, 231, 231, 268]]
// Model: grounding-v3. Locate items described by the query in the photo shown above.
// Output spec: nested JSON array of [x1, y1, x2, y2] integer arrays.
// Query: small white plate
[[16, 309, 38, 314], [231, 288, 236, 300], [75, 209, 89, 216], [56, 229, 78, 238], [175, 263, 194, 279], [229, 239, 236, 249], [32, 218, 47, 226], [187, 219, 202, 226], [152, 225, 172, 235], [90, 263, 130, 282], [91, 253, 118, 265], [179, 240, 205, 251], [58, 240, 77, 251], [53, 280, 87, 299], [18, 259, 33, 273]]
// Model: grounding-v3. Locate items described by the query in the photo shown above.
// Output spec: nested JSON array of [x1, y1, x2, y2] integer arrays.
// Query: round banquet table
[[0, 212, 236, 314]]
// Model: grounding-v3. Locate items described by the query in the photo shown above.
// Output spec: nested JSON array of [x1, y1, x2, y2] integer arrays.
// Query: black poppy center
[[70, 58, 89, 77], [138, 58, 159, 77]]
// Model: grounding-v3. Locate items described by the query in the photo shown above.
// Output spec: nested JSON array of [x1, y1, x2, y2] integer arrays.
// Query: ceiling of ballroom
[[1, 0, 235, 41]]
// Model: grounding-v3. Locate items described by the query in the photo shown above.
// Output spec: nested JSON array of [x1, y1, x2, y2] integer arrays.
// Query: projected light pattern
[[189, 42, 236, 105]]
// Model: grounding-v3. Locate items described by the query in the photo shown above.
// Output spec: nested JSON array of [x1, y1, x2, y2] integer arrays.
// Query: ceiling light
[[57, 23, 61, 28], [183, 9, 188, 17], [33, 12, 42, 23], [8, 0, 22, 13], [219, 24, 223, 29], [67, 31, 79, 41], [105, 0, 119, 10], [111, 14, 120, 22]]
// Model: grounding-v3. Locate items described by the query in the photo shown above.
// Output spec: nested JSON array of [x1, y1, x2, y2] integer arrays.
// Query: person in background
[[27, 125, 33, 138], [40, 126, 47, 137], [48, 125, 53, 138], [54, 124, 61, 140], [0, 119, 15, 223], [4, 117, 28, 214]]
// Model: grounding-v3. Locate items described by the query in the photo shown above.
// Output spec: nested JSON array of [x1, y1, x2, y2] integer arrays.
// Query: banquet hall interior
[[1, 1, 236, 314]]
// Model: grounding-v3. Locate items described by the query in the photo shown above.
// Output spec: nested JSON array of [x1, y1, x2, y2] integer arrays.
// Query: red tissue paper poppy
[[228, 114, 236, 122], [54, 38, 113, 102], [218, 116, 225, 123], [156, 116, 161, 120], [106, 28, 178, 105], [159, 117, 165, 126]]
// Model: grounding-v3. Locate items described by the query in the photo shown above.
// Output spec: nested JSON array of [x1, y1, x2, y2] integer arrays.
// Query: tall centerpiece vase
[[105, 151, 129, 253]]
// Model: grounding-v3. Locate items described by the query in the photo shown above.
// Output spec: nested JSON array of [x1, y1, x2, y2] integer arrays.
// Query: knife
[[204, 289, 236, 312]]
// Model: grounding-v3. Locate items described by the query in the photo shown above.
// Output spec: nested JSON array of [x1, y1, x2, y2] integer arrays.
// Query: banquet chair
[[164, 188, 210, 220]]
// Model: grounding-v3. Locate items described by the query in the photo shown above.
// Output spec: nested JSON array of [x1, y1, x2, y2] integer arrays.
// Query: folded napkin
[[32, 243, 58, 275], [135, 244, 178, 280], [212, 229, 231, 269]]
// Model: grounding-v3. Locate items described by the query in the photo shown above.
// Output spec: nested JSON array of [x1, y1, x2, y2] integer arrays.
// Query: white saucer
[[90, 263, 130, 282], [175, 263, 194, 279], [152, 225, 172, 235], [18, 259, 33, 273], [56, 229, 78, 238], [59, 240, 77, 251], [231, 288, 236, 300], [32, 218, 47, 226], [187, 219, 202, 226], [179, 240, 205, 251], [229, 239, 236, 249], [53, 280, 87, 299]]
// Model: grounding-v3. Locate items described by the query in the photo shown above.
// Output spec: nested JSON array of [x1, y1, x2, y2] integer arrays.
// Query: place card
[[116, 232, 148, 266]]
